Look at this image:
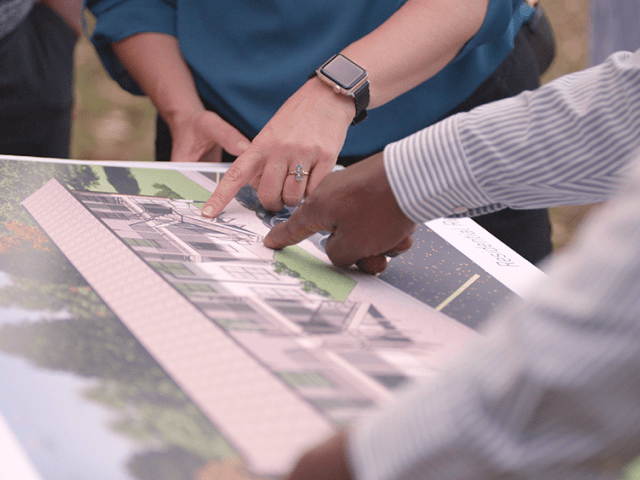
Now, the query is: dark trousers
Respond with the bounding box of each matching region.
[155,29,553,264]
[0,4,76,158]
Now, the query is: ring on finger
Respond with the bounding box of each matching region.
[287,163,310,182]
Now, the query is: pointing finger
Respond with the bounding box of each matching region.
[201,150,261,218]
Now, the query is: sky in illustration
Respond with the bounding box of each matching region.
[0,347,139,480]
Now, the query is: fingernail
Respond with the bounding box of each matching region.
[201,206,214,217]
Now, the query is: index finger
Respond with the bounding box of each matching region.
[201,150,261,218]
[264,205,328,250]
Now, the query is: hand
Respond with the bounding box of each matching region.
[169,109,251,162]
[263,152,416,274]
[201,77,354,215]
[112,32,249,162]
[285,430,353,480]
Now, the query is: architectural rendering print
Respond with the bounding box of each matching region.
[1,157,536,478]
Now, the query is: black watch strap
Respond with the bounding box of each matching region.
[350,81,369,125]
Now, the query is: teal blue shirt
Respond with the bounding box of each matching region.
[88,0,533,156]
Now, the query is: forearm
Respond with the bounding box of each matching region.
[113,32,205,130]
[340,0,489,108]
[297,0,492,153]
[350,158,640,479]
[385,49,640,223]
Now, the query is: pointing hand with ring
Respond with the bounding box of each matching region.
[201,73,356,218]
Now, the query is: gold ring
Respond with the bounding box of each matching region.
[288,163,310,182]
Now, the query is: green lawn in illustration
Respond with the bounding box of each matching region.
[627,460,640,480]
[274,246,356,302]
[129,168,212,202]
[81,165,211,203]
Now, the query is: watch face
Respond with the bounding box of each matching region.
[321,55,367,90]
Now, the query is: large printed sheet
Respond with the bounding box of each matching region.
[0,156,542,479]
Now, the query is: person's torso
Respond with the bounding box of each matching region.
[177,0,529,156]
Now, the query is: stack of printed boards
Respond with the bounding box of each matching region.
[0,155,544,480]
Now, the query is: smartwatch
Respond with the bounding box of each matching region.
[310,54,370,125]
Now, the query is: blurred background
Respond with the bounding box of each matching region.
[71,0,594,251]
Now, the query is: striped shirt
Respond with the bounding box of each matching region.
[350,50,640,480]
[384,50,640,224]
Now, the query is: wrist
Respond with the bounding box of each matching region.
[305,76,358,126]
[163,104,207,134]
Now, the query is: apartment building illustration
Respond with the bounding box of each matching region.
[25,180,419,432]
[13,163,478,474]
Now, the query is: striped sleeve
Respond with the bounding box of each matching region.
[384,49,640,224]
[350,152,640,480]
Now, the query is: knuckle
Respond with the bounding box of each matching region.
[206,191,226,208]
[223,164,245,183]
[310,144,335,163]
[283,194,302,207]
[259,192,283,211]
[404,235,415,250]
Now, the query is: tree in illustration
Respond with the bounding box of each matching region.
[0,159,236,478]
[153,183,184,200]
[127,447,205,480]
[0,160,100,226]
[0,316,236,479]
[104,166,141,195]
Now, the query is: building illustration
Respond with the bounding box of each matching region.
[35,185,427,417]
[19,175,477,475]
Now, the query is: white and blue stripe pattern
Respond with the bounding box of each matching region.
[385,50,640,224]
